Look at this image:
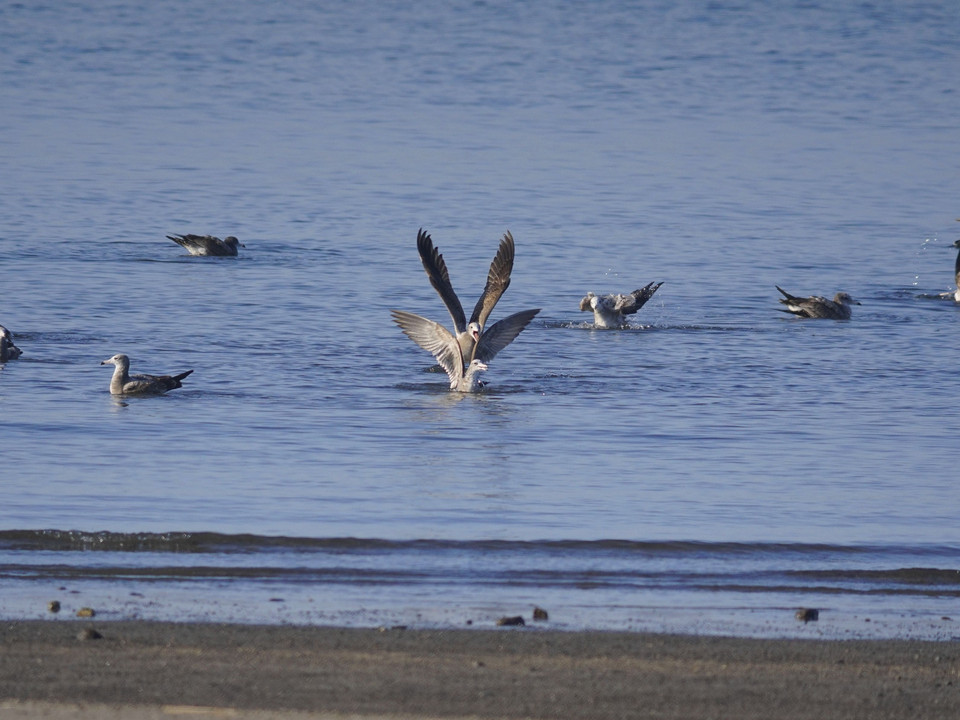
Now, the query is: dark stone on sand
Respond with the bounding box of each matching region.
[796,608,819,623]
[77,628,103,641]
[533,607,549,621]
[47,601,61,613]
[497,616,525,627]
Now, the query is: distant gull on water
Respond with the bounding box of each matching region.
[416,228,515,366]
[100,354,193,395]
[391,308,539,392]
[579,282,663,328]
[167,233,244,257]
[0,325,22,362]
[776,286,860,319]
[938,238,960,301]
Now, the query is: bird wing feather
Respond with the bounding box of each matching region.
[469,231,515,328]
[391,310,464,386]
[621,281,663,314]
[416,229,467,335]
[473,308,540,364]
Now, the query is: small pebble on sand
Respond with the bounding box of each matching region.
[77,628,103,641]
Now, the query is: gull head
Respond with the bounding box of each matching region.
[834,292,860,306]
[468,321,482,342]
[224,236,245,250]
[100,353,129,369]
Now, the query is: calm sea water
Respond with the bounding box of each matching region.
[1,0,959,639]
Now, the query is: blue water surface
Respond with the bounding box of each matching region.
[1,0,958,637]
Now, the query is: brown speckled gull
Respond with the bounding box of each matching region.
[100,353,193,395]
[167,233,244,257]
[776,286,860,319]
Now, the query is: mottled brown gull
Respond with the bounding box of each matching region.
[391,308,539,392]
[579,282,663,328]
[167,233,244,257]
[0,325,22,362]
[416,228,514,365]
[100,354,193,395]
[776,286,860,319]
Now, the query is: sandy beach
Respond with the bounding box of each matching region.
[1,621,958,719]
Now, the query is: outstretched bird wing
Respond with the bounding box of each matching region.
[416,229,468,335]
[473,308,540,364]
[391,310,464,387]
[469,230,515,329]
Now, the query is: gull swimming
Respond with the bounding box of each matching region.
[100,354,193,395]
[167,234,244,257]
[776,286,860,319]
[579,282,664,328]
[416,228,514,365]
[939,239,960,301]
[0,325,22,362]
[391,308,539,392]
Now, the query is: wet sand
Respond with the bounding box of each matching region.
[1,620,958,719]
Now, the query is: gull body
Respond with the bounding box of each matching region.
[0,325,22,362]
[100,353,193,395]
[953,239,960,302]
[416,228,514,365]
[391,308,539,392]
[167,234,244,257]
[940,239,960,301]
[579,282,663,328]
[776,286,860,319]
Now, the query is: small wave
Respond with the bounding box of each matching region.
[791,567,960,586]
[2,530,957,559]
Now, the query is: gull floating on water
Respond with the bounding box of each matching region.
[776,286,860,319]
[0,325,22,362]
[167,234,244,257]
[416,228,514,365]
[938,239,960,301]
[391,308,539,392]
[100,354,193,395]
[579,282,663,328]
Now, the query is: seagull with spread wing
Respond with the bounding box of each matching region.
[416,228,515,366]
[579,282,663,328]
[391,308,539,392]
